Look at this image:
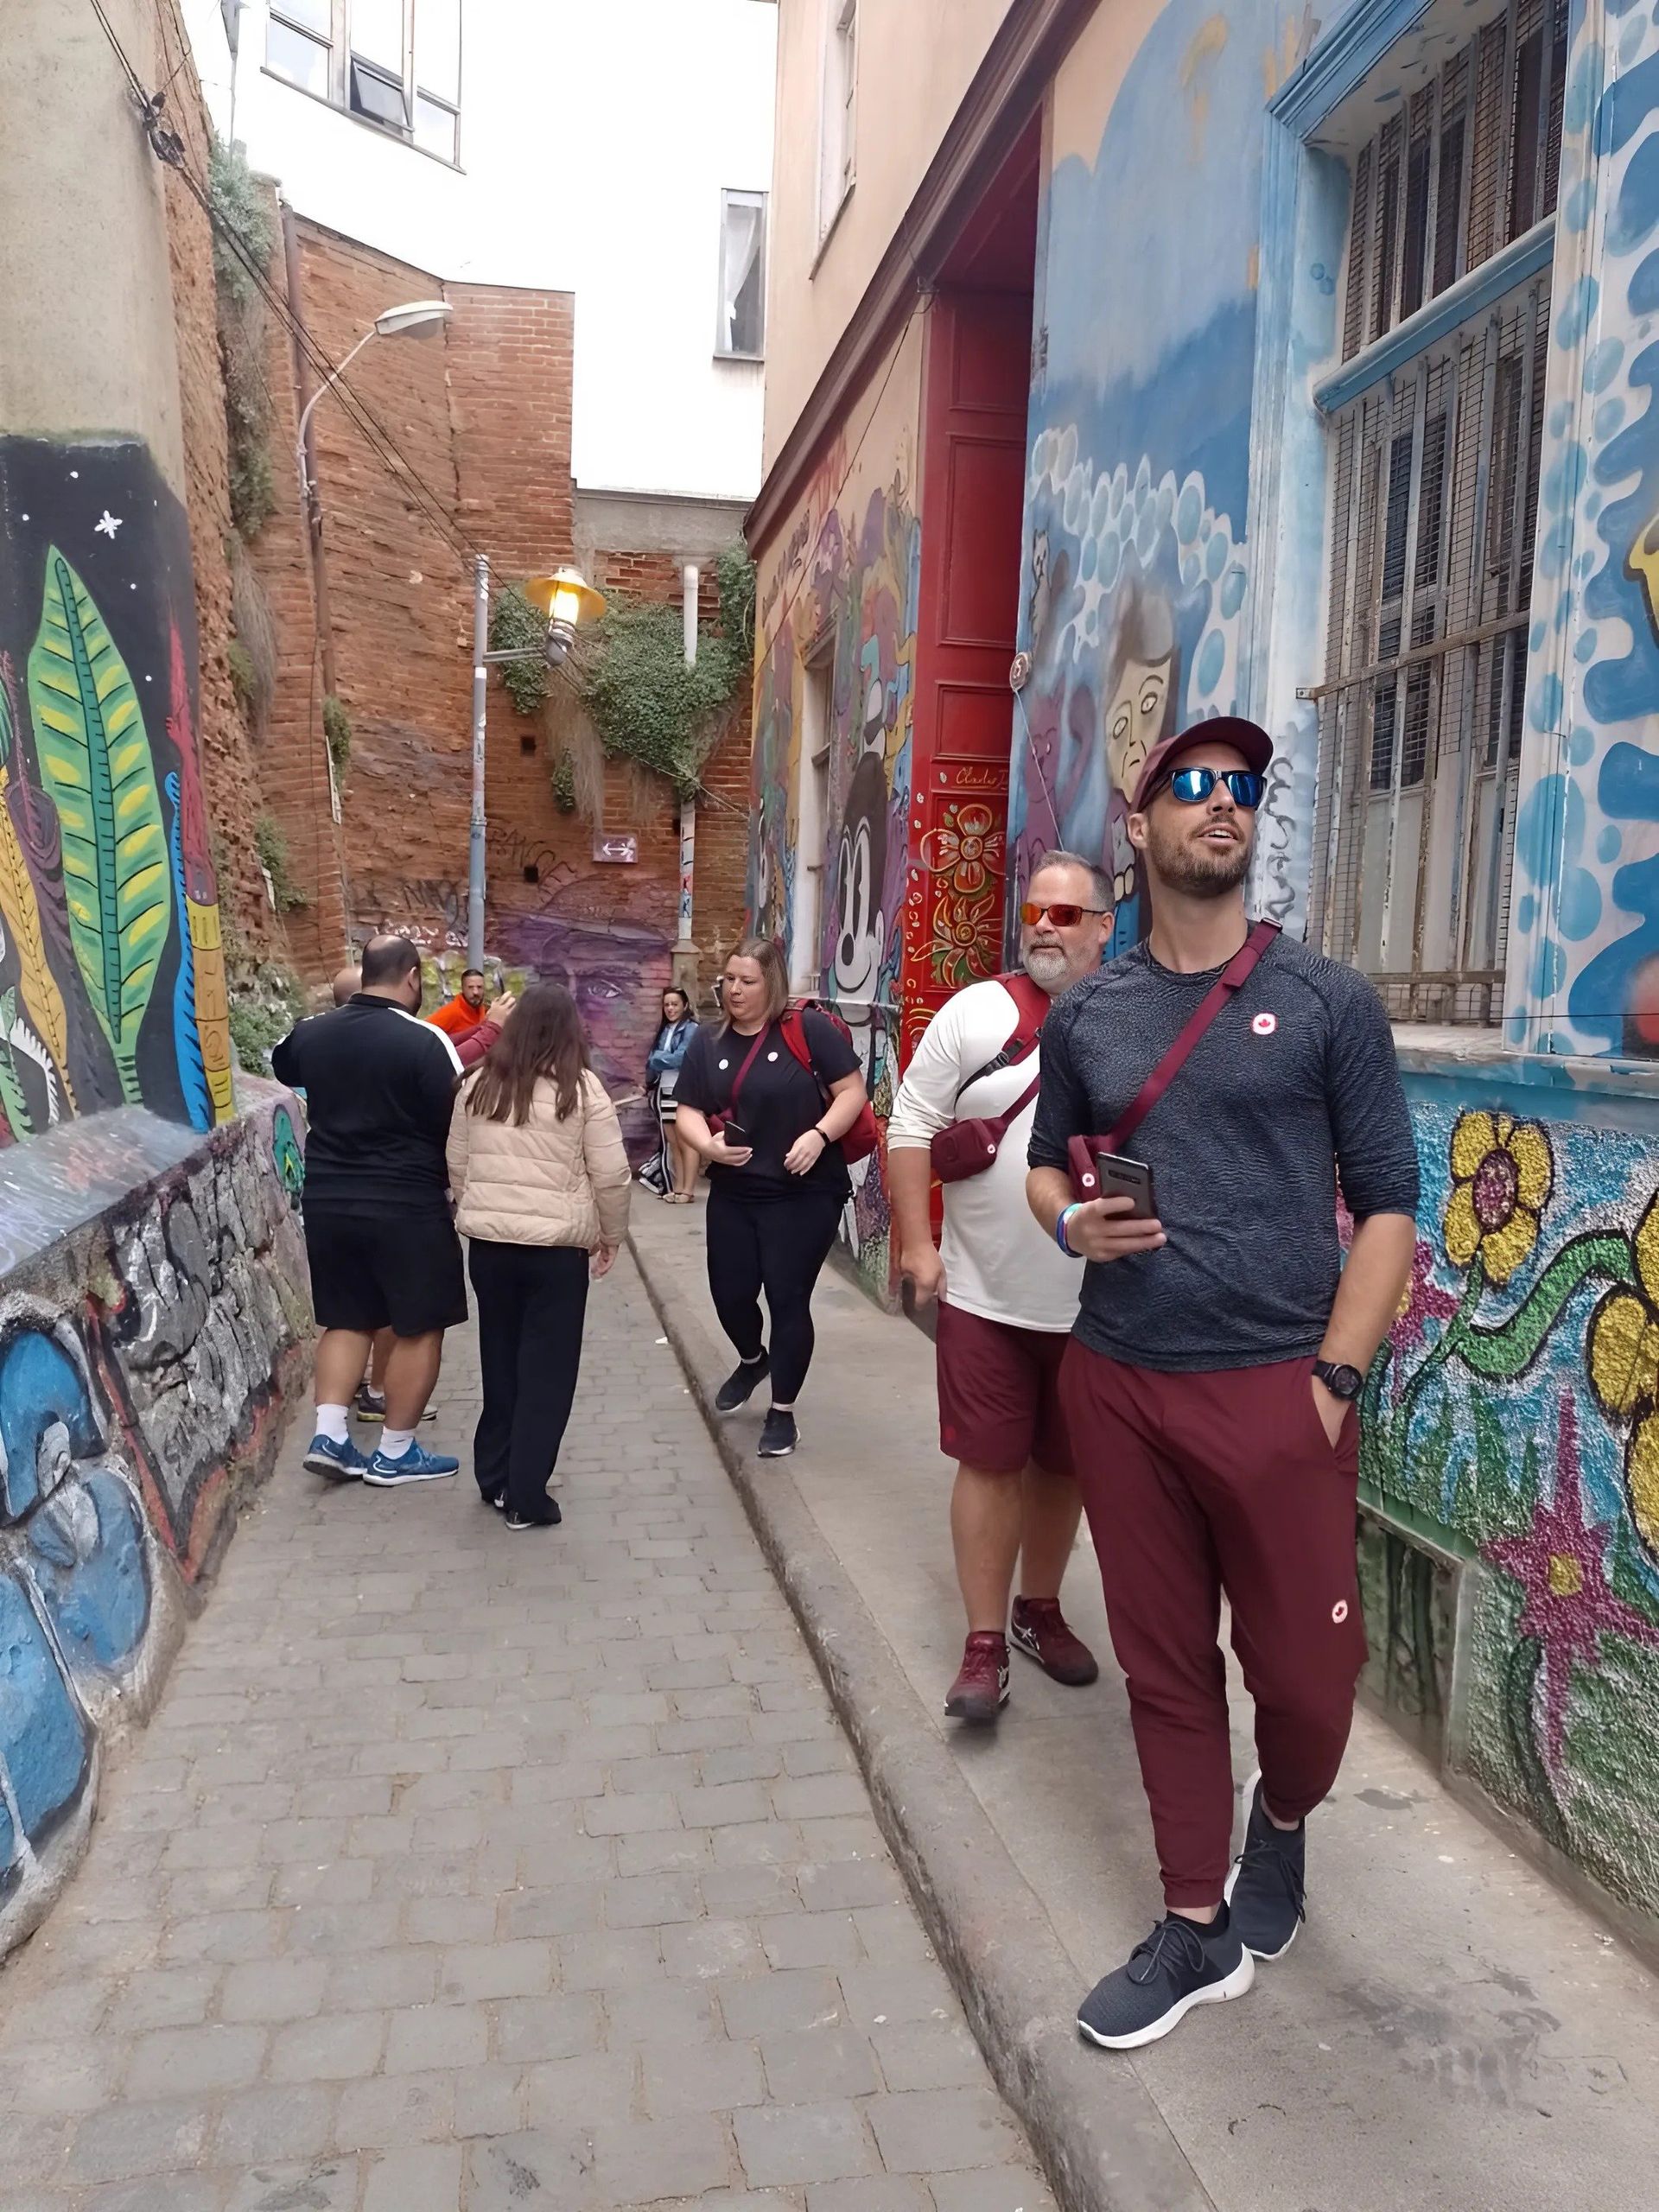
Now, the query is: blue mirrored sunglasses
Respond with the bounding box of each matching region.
[1165,766,1264,809]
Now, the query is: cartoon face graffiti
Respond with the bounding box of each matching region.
[833,747,889,1006]
[0,1310,156,1891]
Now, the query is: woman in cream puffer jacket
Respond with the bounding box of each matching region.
[447,982,632,1529]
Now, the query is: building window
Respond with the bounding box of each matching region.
[791,661,832,992]
[1340,0,1567,359]
[817,0,856,245]
[266,0,462,162]
[717,190,767,359]
[1306,0,1565,1025]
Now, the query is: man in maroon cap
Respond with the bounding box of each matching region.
[1024,717,1419,2050]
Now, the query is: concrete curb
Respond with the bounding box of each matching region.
[629,1230,1214,2212]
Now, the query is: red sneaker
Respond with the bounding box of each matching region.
[1010,1597,1099,1687]
[944,1631,1010,1725]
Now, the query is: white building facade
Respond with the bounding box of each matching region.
[185,0,775,504]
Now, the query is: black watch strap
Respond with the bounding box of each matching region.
[1313,1357,1363,1401]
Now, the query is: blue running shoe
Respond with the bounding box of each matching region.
[303,1433,371,1482]
[362,1441,461,1487]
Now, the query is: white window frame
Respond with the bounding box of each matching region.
[791,658,833,993]
[716,189,768,361]
[265,0,462,165]
[816,0,857,251]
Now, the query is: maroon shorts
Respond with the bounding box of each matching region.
[935,1300,1074,1475]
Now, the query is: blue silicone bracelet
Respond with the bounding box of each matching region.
[1056,1204,1083,1256]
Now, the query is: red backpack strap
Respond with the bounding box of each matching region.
[956,974,1051,1102]
[779,1009,820,1086]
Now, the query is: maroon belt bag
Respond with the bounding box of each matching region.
[929,973,1051,1185]
[1066,921,1280,1200]
[931,1072,1042,1184]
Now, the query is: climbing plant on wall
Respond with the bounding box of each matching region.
[574,543,755,798]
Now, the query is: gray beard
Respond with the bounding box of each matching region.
[1022,945,1072,990]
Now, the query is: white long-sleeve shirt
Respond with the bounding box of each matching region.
[887,976,1080,1333]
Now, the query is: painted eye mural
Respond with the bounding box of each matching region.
[0,438,234,1144]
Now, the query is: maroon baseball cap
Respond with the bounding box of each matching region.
[1129,715,1274,813]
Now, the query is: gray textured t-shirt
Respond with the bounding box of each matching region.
[1028,931,1421,1372]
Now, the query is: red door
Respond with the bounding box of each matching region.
[901,288,1034,1069]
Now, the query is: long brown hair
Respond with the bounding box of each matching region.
[722,937,788,1030]
[467,981,589,1124]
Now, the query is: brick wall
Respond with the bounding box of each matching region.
[238,213,750,1008]
[151,0,287,962]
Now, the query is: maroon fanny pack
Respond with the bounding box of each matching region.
[929,974,1050,1185]
[1067,921,1279,1199]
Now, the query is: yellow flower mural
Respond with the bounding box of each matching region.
[1443,1109,1554,1285]
[1586,1193,1659,1554]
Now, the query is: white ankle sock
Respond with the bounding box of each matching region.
[379,1428,415,1459]
[315,1403,350,1444]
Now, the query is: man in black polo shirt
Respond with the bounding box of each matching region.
[273,934,467,1488]
[1026,717,1419,2050]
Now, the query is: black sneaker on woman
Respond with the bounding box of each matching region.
[505,1500,562,1532]
[715,1352,769,1413]
[757,1408,798,1458]
[1077,1910,1253,2050]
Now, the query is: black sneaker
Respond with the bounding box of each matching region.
[1224,1768,1306,1960]
[757,1408,798,1458]
[1077,1911,1254,2050]
[505,1500,562,1531]
[352,1383,385,1423]
[715,1353,769,1413]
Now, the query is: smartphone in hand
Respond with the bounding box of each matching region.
[1092,1151,1157,1219]
[721,1120,752,1148]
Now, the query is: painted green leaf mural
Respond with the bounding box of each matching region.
[27,548,171,1103]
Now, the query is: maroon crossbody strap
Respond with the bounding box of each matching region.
[1067,920,1280,1198]
[709,1027,770,1134]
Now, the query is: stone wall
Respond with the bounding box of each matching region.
[0,1083,310,1957]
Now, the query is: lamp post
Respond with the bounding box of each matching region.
[472,565,607,971]
[294,298,451,522]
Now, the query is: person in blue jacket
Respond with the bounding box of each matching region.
[644,984,700,1202]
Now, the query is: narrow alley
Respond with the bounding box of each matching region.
[0,1259,1055,2212]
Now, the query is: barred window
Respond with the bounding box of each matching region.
[1311,276,1549,1023]
[1340,0,1567,359]
[1308,0,1566,1025]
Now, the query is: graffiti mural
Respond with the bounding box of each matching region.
[1498,8,1659,1055]
[1362,1083,1659,1916]
[1005,0,1287,963]
[747,329,921,1298]
[496,888,674,1166]
[0,440,234,1141]
[0,1088,308,1954]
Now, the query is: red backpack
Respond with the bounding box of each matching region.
[780,1007,879,1164]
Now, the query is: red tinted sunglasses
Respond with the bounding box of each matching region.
[1019,900,1109,927]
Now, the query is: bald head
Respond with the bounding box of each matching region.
[332,965,361,1007]
[359,934,423,1010]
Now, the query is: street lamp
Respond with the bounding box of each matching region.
[521,569,609,666]
[295,298,451,515]
[468,559,607,969]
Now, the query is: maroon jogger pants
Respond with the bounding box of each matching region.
[1059,1342,1368,1908]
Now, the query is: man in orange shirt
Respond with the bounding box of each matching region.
[429,967,491,1041]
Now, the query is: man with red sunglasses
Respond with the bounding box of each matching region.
[890,852,1112,1726]
[1026,718,1418,2050]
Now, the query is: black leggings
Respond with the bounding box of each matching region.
[704,1184,843,1405]
[467,1239,588,1515]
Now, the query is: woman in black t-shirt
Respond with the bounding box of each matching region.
[674,938,867,1459]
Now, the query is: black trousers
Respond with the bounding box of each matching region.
[704,1184,843,1405]
[467,1239,589,1516]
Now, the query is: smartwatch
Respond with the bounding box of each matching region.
[1312,1358,1363,1401]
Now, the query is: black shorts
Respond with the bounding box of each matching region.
[302,1200,468,1338]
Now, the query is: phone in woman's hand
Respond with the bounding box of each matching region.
[721,1121,751,1147]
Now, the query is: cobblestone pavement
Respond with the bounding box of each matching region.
[0,1251,1058,2212]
